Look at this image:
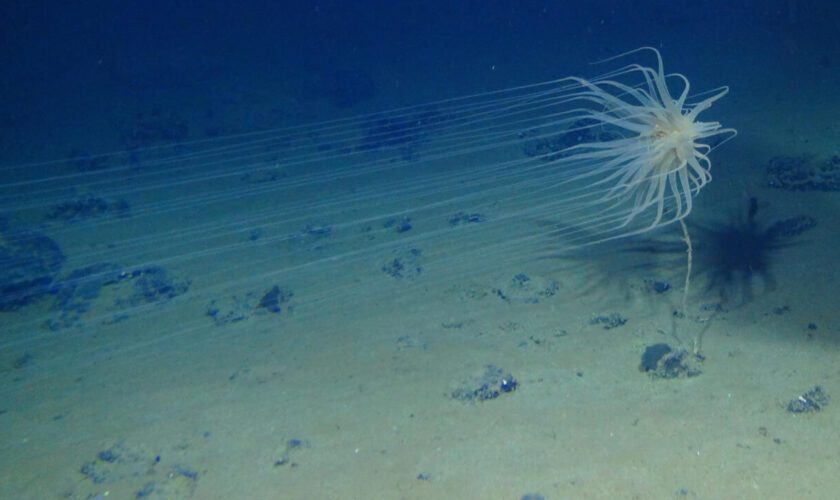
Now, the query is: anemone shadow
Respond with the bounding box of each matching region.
[541,197,816,309]
[538,222,673,306]
[620,197,816,306]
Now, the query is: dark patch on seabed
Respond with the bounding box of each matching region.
[44,195,131,222]
[620,197,817,305]
[493,273,559,304]
[0,217,190,330]
[205,285,294,326]
[382,247,424,280]
[73,440,200,498]
[786,386,829,414]
[765,154,840,191]
[450,365,518,403]
[0,217,65,312]
[639,344,704,379]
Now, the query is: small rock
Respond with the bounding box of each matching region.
[787,386,829,413]
[591,313,627,329]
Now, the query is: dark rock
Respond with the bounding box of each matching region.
[647,349,703,379]
[206,297,251,326]
[590,313,627,329]
[173,465,198,481]
[0,221,65,311]
[773,305,790,315]
[136,482,156,497]
[500,375,518,393]
[382,248,423,280]
[49,263,189,329]
[297,223,332,250]
[383,217,413,233]
[493,273,559,304]
[787,386,829,413]
[80,461,108,484]
[258,285,293,314]
[97,449,120,463]
[451,365,518,403]
[208,286,293,326]
[766,154,840,191]
[302,224,332,240]
[448,212,487,226]
[451,383,500,402]
[396,335,428,350]
[274,437,310,467]
[640,343,672,372]
[286,438,308,450]
[54,263,125,319]
[123,266,190,306]
[78,441,200,495]
[45,195,130,222]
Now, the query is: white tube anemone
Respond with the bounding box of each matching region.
[0,48,734,340]
[535,47,736,247]
[0,47,738,395]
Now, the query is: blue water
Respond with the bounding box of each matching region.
[1,1,838,498]
[2,1,834,160]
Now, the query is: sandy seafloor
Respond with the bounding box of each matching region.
[1,21,839,500]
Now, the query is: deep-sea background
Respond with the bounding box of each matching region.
[2,0,837,164]
[1,1,839,499]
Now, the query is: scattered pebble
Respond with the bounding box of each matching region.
[382,248,423,279]
[644,348,703,379]
[44,195,130,222]
[590,313,627,329]
[451,365,518,403]
[448,212,487,226]
[493,273,559,304]
[787,386,829,414]
[258,285,293,314]
[520,494,546,500]
[384,217,413,233]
